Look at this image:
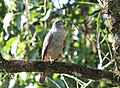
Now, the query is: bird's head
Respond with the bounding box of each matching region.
[52,19,63,29]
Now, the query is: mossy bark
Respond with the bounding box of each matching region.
[107,0,120,74]
[0,53,120,85]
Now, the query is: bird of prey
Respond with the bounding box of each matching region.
[39,19,66,84]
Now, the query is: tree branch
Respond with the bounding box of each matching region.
[0,54,120,85]
[107,0,120,75]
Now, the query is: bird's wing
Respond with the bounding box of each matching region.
[42,30,53,60]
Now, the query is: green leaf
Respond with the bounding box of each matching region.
[17,42,26,55]
[15,14,22,30]
[28,49,39,59]
[3,37,16,52]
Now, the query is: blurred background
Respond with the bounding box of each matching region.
[0,0,114,88]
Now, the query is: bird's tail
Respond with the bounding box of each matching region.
[39,72,46,84]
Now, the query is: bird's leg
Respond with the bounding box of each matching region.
[47,52,53,64]
[49,55,53,64]
[55,53,64,62]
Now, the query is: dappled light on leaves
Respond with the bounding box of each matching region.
[0,0,117,87]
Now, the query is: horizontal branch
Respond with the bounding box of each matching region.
[0,54,119,85]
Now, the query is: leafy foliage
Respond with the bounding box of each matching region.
[0,0,115,87]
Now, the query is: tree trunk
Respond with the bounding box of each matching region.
[107,0,120,74]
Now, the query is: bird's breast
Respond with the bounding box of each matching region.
[52,30,65,43]
[47,30,66,59]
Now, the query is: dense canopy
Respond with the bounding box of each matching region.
[0,0,117,88]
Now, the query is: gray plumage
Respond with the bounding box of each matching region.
[39,19,66,84]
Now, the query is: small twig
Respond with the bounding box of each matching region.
[47,77,61,88]
[100,34,107,44]
[103,59,114,68]
[97,13,103,69]
[61,74,69,88]
[83,80,94,88]
[106,39,113,60]
[61,74,86,86]
[102,52,109,62]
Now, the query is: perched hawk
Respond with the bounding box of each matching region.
[39,19,66,84]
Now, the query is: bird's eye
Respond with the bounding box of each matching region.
[55,20,62,25]
[58,21,62,24]
[56,21,60,24]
